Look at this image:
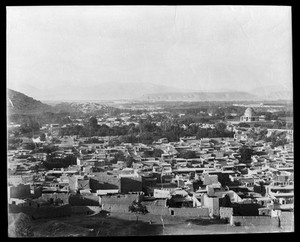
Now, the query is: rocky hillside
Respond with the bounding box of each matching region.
[8,213,34,237]
[7,89,53,114]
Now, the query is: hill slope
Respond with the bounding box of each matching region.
[7,89,52,114]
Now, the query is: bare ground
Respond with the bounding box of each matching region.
[28,211,294,237]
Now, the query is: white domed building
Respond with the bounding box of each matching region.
[240,107,259,122]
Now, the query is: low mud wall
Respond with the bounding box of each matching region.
[71,206,101,215]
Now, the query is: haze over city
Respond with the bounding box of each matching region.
[7,6,292,101]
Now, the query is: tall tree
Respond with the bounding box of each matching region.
[125,156,134,168]
[128,200,148,224]
[215,122,227,132]
[40,133,46,141]
[239,146,254,165]
[89,116,98,129]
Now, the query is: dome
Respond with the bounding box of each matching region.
[244,107,255,117]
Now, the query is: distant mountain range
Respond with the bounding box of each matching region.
[138,91,258,101]
[7,89,116,116]
[8,82,189,101]
[7,81,292,102]
[250,85,293,101]
[7,85,293,118]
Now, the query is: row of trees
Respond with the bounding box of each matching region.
[59,123,134,137]
[246,128,289,148]
[266,132,289,148]
[239,120,291,129]
[9,112,72,136]
[59,117,234,144]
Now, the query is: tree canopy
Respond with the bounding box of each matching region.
[239,146,254,164]
[128,200,148,224]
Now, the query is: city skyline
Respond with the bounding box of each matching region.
[7,6,294,237]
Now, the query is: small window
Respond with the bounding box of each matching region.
[170,210,175,216]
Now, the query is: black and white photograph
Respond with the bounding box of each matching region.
[6,5,294,237]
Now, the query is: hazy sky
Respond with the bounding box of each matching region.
[7,6,292,92]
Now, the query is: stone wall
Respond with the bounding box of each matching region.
[169,207,210,217]
[141,199,167,207]
[230,216,279,227]
[220,207,233,219]
[102,203,130,213]
[100,194,141,206]
[146,205,170,216]
[41,193,70,204]
[102,203,210,218]
[69,194,99,206]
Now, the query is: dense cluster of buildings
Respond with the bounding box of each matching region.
[7,108,294,229]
